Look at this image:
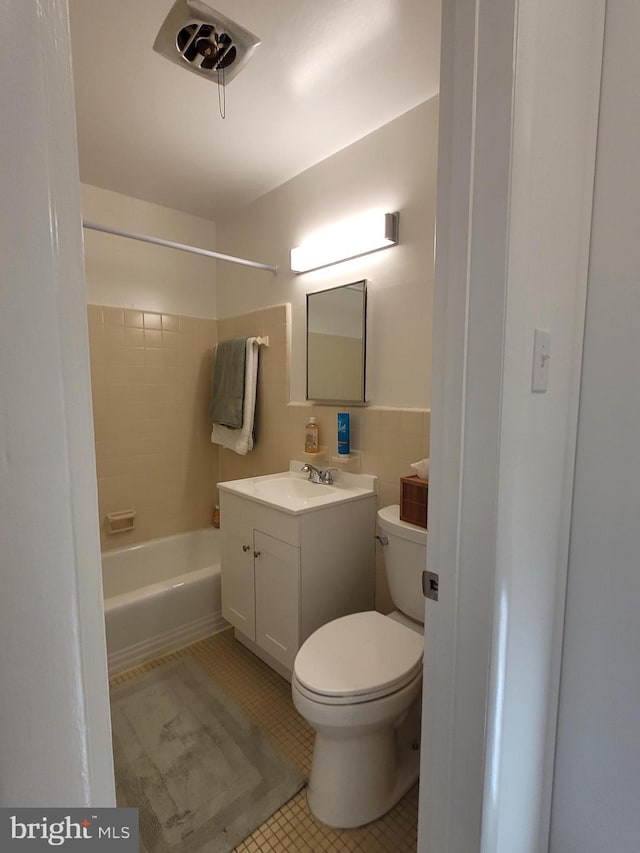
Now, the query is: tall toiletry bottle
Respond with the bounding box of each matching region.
[337,412,350,456]
[305,416,319,453]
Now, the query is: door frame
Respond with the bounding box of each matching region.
[418,1,605,850]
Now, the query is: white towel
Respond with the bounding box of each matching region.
[211,337,259,455]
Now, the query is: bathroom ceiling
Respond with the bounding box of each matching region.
[69,0,441,222]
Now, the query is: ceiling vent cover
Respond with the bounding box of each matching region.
[153,0,261,86]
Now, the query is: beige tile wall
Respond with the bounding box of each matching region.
[87,301,429,608]
[88,305,219,551]
[215,304,430,612]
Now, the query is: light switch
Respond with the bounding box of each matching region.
[532,328,551,392]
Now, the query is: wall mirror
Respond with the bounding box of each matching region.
[306,280,367,403]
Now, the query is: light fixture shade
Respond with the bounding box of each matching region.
[290,211,399,273]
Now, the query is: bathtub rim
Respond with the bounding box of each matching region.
[101,526,220,600]
[101,525,218,561]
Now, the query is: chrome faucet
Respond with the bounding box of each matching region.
[301,464,337,485]
[301,463,323,483]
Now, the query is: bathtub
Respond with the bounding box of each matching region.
[102,528,227,674]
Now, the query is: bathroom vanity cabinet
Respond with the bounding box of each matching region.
[219,484,376,679]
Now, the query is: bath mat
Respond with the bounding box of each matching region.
[110,658,305,853]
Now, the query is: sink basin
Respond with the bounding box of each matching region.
[252,477,334,503]
[218,464,377,514]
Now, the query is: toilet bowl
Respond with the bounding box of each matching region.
[292,506,427,828]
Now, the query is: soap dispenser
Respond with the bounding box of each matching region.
[304,416,319,453]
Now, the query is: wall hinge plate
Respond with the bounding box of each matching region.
[422,570,439,602]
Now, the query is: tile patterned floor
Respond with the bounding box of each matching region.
[110,629,419,852]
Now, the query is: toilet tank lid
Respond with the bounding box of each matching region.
[377,505,427,545]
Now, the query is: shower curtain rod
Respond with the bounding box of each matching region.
[82,220,279,274]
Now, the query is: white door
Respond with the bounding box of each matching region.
[0,0,114,804]
[221,524,256,640]
[549,2,640,849]
[254,531,300,670]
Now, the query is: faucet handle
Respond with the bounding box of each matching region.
[321,468,337,485]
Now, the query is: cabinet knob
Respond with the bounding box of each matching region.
[242,544,251,552]
[254,550,261,559]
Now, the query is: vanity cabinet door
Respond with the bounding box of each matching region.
[254,530,300,670]
[221,524,255,641]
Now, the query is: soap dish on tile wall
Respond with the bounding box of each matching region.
[330,449,362,473]
[301,446,328,464]
[106,509,136,535]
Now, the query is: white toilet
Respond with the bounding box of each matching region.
[291,504,427,828]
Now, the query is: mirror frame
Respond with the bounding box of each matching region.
[306,279,367,404]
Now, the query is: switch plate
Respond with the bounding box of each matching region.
[532,328,551,393]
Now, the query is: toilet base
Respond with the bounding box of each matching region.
[306,692,422,828]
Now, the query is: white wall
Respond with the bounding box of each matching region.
[482,2,604,850]
[550,2,640,849]
[82,183,217,318]
[0,0,114,805]
[419,0,605,850]
[216,99,438,408]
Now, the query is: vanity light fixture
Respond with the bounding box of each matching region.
[290,210,399,273]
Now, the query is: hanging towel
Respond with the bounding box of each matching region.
[210,337,259,455]
[209,337,248,428]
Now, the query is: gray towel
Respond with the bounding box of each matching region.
[209,337,248,429]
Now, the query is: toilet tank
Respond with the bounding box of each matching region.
[377,505,427,624]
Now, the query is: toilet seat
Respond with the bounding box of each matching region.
[293,611,423,705]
